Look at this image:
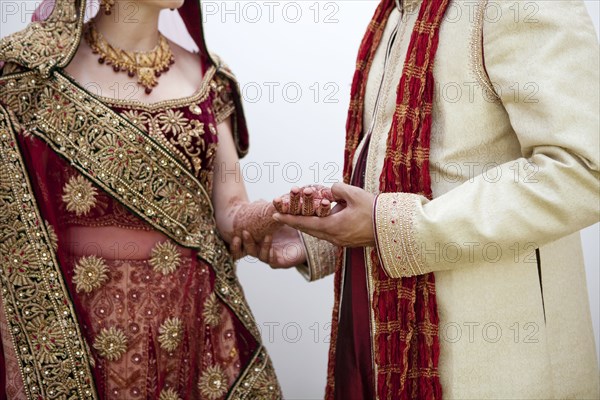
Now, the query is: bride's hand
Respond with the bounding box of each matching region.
[231,224,306,268]
[273,185,334,217]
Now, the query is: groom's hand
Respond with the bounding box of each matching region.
[273,183,376,248]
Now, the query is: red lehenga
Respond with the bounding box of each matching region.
[0,0,281,399]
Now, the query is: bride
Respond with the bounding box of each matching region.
[0,0,301,398]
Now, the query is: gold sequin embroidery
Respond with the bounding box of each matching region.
[202,293,222,328]
[93,327,128,361]
[26,315,66,365]
[149,241,182,275]
[157,317,184,352]
[0,236,39,287]
[62,175,98,216]
[197,365,228,400]
[72,255,110,294]
[45,220,59,251]
[158,387,182,400]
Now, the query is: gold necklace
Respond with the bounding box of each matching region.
[84,21,175,94]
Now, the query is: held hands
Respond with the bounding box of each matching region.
[230,183,377,268]
[230,185,335,267]
[273,182,376,248]
[231,201,305,268]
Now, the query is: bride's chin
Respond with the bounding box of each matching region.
[145,0,185,10]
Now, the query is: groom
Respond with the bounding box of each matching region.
[236,0,600,398]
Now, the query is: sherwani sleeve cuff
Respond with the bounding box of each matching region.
[296,231,337,282]
[374,192,429,278]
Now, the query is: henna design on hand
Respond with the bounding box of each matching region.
[289,187,301,215]
[233,201,282,242]
[273,185,334,217]
[301,188,314,216]
[316,199,331,217]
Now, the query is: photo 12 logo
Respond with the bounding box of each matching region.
[201,1,340,24]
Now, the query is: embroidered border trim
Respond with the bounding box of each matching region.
[228,346,282,399]
[0,105,98,399]
[298,232,337,281]
[469,0,500,101]
[373,192,426,278]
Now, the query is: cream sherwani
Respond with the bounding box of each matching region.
[299,0,600,398]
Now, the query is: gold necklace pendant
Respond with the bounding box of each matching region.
[84,22,175,94]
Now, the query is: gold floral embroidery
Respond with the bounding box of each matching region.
[27,316,66,364]
[149,241,182,275]
[211,74,235,124]
[158,109,188,135]
[158,387,182,400]
[62,175,98,216]
[202,293,222,328]
[95,133,143,179]
[93,327,128,361]
[72,255,110,294]
[157,317,184,352]
[197,365,228,400]
[39,86,78,128]
[121,109,149,129]
[0,236,39,287]
[45,220,59,251]
[158,183,198,222]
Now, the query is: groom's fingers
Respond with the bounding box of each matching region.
[273,213,328,234]
[331,182,354,203]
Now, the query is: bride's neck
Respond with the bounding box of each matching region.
[92,2,162,51]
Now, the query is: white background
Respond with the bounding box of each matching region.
[1,1,599,399]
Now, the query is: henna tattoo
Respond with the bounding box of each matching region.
[273,185,334,217]
[316,199,332,217]
[289,187,301,215]
[302,188,314,215]
[227,196,244,219]
[233,201,281,242]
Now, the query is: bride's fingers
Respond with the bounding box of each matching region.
[259,235,272,262]
[316,199,332,217]
[242,230,259,257]
[301,188,314,216]
[274,197,290,214]
[280,198,290,214]
[273,197,285,213]
[231,236,245,260]
[321,187,335,202]
[289,187,301,215]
